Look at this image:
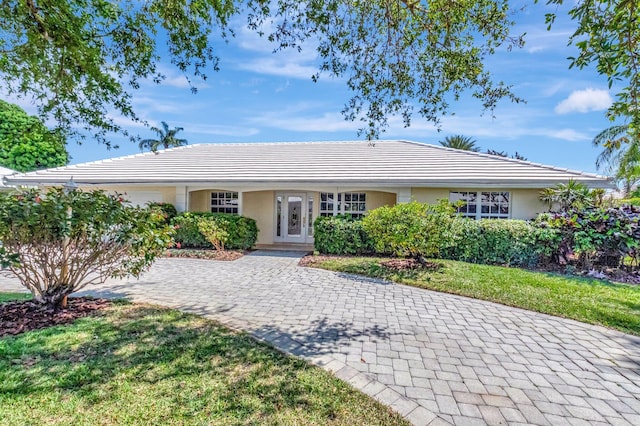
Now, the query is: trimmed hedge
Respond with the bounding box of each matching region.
[442,218,559,267]
[314,203,559,268]
[172,212,258,250]
[313,215,373,255]
[362,201,456,259]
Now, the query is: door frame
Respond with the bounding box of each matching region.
[274,191,314,243]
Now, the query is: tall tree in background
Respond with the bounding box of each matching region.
[0,1,637,142]
[592,125,639,196]
[139,122,188,153]
[439,135,481,152]
[0,100,68,172]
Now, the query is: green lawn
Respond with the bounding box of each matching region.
[307,256,640,336]
[0,292,30,303]
[0,300,407,425]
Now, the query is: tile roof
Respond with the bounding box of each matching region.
[4,140,613,188]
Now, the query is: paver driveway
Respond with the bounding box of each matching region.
[2,251,640,425]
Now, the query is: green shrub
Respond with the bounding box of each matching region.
[172,212,258,250]
[442,218,559,267]
[362,200,456,260]
[0,188,173,308]
[535,207,640,269]
[614,198,640,207]
[313,215,373,255]
[197,217,228,251]
[147,202,178,223]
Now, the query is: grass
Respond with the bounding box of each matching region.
[0,299,407,426]
[0,292,31,303]
[309,256,640,336]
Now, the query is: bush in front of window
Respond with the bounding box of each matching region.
[442,219,560,268]
[313,215,374,255]
[172,212,258,250]
[362,200,457,263]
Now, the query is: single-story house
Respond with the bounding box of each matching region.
[4,140,612,246]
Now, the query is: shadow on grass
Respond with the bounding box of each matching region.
[0,304,405,425]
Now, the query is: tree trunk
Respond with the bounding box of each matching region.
[40,287,71,310]
[415,254,429,267]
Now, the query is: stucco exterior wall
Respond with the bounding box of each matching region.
[243,191,274,245]
[411,187,546,220]
[79,185,177,206]
[410,188,450,205]
[367,191,397,210]
[510,189,547,220]
[189,190,212,212]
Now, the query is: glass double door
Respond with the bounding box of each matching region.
[275,192,313,243]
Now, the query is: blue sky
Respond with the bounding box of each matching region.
[12,3,623,174]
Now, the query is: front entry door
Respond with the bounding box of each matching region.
[276,192,313,243]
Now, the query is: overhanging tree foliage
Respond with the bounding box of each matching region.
[0,100,68,172]
[0,1,637,142]
[0,189,173,309]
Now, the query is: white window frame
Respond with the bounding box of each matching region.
[320,192,367,218]
[211,191,239,214]
[449,191,511,220]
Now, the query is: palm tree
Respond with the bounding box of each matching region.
[539,180,594,212]
[139,121,188,153]
[592,125,640,196]
[439,135,480,152]
[538,187,556,212]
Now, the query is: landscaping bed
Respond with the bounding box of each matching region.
[164,248,245,261]
[301,255,640,336]
[0,297,111,337]
[0,296,407,426]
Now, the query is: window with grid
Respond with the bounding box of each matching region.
[449,191,510,219]
[319,192,366,217]
[340,192,367,218]
[211,191,238,214]
[480,191,510,219]
[449,191,477,219]
[319,192,336,217]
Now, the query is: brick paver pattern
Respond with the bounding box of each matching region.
[1,251,639,425]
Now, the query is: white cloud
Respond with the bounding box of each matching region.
[232,21,320,80]
[250,104,360,132]
[554,88,612,114]
[547,129,590,142]
[379,110,592,142]
[524,29,574,54]
[237,56,318,80]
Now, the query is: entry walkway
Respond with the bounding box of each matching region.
[2,251,639,425]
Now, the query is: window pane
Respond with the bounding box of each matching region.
[211,191,239,215]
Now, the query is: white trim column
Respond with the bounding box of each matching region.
[333,189,339,215]
[237,191,244,215]
[175,185,188,212]
[396,188,412,204]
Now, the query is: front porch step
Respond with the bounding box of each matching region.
[254,243,314,252]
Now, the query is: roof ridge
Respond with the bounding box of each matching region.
[192,140,379,147]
